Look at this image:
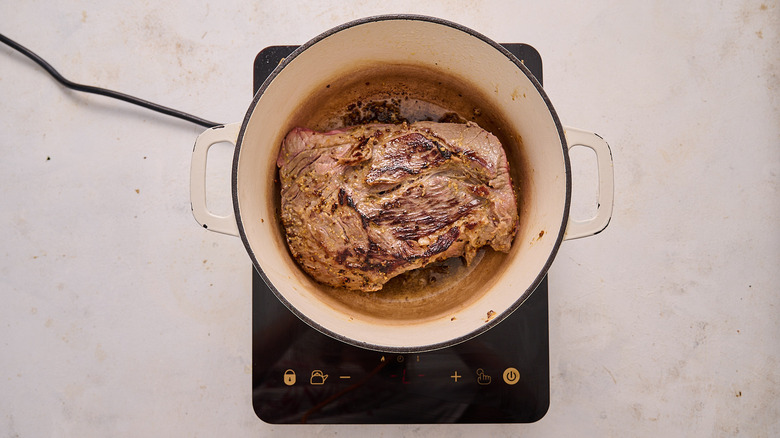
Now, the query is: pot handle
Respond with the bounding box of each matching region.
[562,127,614,240]
[190,123,241,237]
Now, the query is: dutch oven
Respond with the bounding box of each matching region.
[190,15,614,352]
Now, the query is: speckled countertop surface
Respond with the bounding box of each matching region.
[1,1,778,436]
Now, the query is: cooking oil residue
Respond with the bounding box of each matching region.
[380,250,486,301]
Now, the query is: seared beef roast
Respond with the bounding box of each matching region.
[276,122,518,292]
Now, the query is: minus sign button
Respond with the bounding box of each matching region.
[339,375,351,379]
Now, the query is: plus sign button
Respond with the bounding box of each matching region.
[503,367,520,385]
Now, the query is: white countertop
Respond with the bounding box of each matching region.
[1,1,778,436]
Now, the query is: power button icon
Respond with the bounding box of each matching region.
[503,367,520,385]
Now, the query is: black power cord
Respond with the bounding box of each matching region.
[0,33,223,128]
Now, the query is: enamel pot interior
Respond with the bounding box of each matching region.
[234,16,570,352]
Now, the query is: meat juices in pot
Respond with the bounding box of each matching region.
[277,121,518,292]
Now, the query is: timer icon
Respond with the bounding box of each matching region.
[503,367,520,385]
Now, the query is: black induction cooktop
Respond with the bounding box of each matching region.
[251,44,549,424]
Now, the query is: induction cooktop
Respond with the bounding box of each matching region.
[251,44,549,424]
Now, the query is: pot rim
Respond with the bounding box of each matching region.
[232,14,572,353]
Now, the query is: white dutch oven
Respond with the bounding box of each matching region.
[190,15,614,353]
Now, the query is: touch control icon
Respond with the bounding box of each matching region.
[503,367,520,385]
[476,368,492,385]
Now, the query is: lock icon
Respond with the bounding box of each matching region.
[310,370,328,385]
[283,369,296,386]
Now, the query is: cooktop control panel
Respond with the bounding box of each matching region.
[251,44,549,424]
[252,269,549,424]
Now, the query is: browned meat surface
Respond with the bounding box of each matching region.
[276,121,518,292]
